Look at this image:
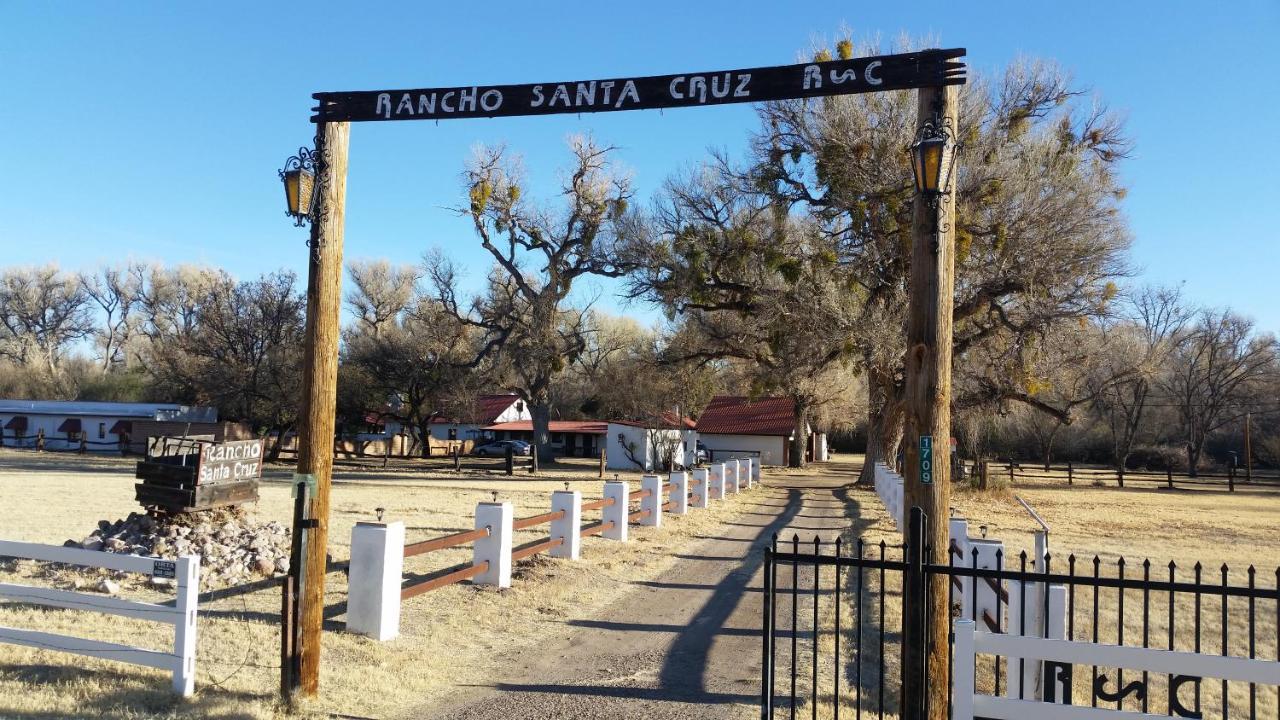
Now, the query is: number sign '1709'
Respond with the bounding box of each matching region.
[312,48,965,123]
[919,435,933,485]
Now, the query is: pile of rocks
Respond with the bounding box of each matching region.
[67,507,291,590]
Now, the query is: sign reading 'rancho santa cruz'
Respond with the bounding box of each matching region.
[313,48,965,123]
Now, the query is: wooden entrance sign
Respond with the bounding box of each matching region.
[135,438,264,513]
[312,48,965,123]
[292,47,968,704]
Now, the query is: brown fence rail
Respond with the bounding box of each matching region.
[401,560,490,600]
[404,526,490,558]
[513,510,565,531]
[994,461,1280,492]
[511,537,564,563]
[580,521,614,538]
[581,497,615,512]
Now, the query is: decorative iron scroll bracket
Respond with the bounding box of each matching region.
[917,94,957,254]
[304,125,332,255]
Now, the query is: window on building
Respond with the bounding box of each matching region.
[552,433,563,443]
[99,422,106,439]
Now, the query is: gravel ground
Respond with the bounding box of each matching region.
[407,467,860,720]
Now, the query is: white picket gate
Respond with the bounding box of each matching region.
[953,618,1280,719]
[0,539,200,695]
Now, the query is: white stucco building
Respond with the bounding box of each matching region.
[695,396,826,467]
[605,416,696,471]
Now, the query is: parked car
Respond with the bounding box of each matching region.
[695,440,709,464]
[472,439,531,457]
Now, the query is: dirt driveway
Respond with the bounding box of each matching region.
[407,461,865,720]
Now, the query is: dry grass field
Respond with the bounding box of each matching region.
[775,463,1280,720]
[2,453,1277,719]
[0,450,758,719]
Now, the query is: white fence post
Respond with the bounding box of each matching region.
[668,471,689,515]
[726,460,741,494]
[742,458,754,488]
[550,490,582,559]
[473,502,513,587]
[953,619,976,720]
[753,458,762,482]
[346,521,405,641]
[949,517,971,619]
[173,555,199,695]
[640,474,662,527]
[690,468,709,509]
[709,463,726,500]
[602,480,628,540]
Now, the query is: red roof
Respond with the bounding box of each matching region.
[611,411,696,430]
[695,396,795,437]
[483,420,607,435]
[432,394,524,424]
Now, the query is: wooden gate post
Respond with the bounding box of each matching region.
[900,82,958,720]
[294,119,350,698]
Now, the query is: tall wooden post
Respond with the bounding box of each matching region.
[295,120,350,697]
[1244,412,1253,483]
[900,83,957,720]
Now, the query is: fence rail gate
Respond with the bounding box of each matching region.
[761,507,1280,720]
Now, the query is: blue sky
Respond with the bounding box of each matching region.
[1,2,1277,332]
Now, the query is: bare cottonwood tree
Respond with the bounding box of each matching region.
[0,265,93,378]
[346,259,420,338]
[81,262,145,371]
[750,39,1132,481]
[429,137,636,462]
[1161,309,1277,475]
[1088,284,1194,471]
[142,270,305,454]
[628,166,860,466]
[340,285,479,458]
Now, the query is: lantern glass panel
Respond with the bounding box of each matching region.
[282,169,315,217]
[920,139,944,193]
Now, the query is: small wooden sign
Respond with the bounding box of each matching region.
[197,439,265,485]
[312,48,965,123]
[919,435,933,485]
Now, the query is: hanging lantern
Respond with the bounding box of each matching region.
[910,118,956,196]
[279,147,319,226]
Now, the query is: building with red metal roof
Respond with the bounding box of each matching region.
[695,396,825,466]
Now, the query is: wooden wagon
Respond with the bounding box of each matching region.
[135,437,263,513]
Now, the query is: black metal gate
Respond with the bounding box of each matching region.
[761,508,1280,720]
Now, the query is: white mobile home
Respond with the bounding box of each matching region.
[0,399,218,452]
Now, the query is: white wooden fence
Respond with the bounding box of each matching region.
[0,539,200,696]
[349,461,762,640]
[953,617,1280,719]
[874,462,905,529]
